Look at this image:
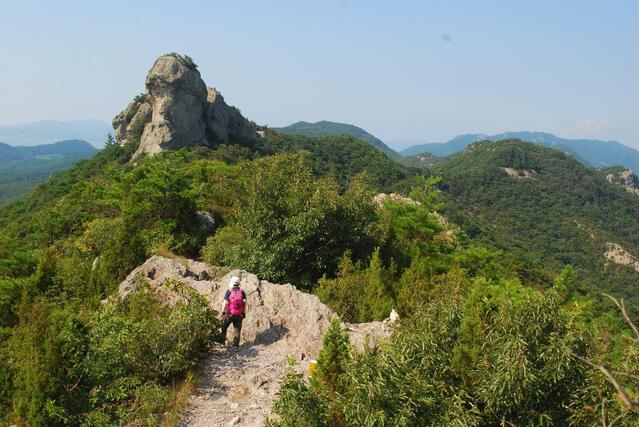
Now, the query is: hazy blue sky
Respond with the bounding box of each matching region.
[1,0,637,149]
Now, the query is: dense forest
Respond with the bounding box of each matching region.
[274,120,400,159]
[0,130,638,425]
[433,140,639,308]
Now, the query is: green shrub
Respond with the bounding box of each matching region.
[168,52,198,70]
[267,363,326,427]
[277,275,598,426]
[9,301,87,426]
[315,250,395,322]
[6,281,217,424]
[203,153,378,287]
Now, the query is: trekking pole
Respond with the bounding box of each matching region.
[246,287,261,298]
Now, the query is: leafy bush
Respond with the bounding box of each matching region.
[168,52,198,70]
[7,282,217,425]
[274,275,601,426]
[203,152,378,287]
[315,250,395,322]
[133,93,148,104]
[267,364,326,427]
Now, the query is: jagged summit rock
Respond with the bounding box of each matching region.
[113,53,257,158]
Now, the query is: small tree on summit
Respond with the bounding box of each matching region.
[167,52,198,70]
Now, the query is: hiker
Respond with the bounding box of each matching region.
[221,276,247,347]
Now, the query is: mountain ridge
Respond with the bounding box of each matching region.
[0,139,97,205]
[401,131,639,172]
[434,138,639,305]
[1,54,637,426]
[0,119,110,147]
[0,139,96,163]
[274,120,400,159]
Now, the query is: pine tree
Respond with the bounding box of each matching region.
[312,318,350,424]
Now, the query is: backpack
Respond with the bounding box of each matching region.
[227,288,245,316]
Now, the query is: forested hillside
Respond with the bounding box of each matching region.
[274,120,400,159]
[0,120,424,424]
[402,131,639,173]
[1,132,637,425]
[434,139,639,307]
[1,54,637,426]
[0,140,97,205]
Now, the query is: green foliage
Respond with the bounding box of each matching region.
[436,139,639,306]
[133,93,148,104]
[204,152,379,287]
[87,281,217,387]
[270,320,351,427]
[275,120,400,159]
[316,250,395,322]
[316,180,458,322]
[0,144,240,423]
[9,300,85,426]
[277,273,600,426]
[7,282,216,425]
[313,318,351,399]
[1,113,638,425]
[260,131,413,191]
[267,363,327,427]
[168,52,198,70]
[378,177,449,269]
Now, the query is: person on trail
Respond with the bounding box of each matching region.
[221,276,247,348]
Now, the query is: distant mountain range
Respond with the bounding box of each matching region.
[275,123,639,174]
[274,121,400,159]
[0,140,97,205]
[400,132,639,173]
[0,119,112,147]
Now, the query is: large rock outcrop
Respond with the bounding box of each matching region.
[606,169,639,196]
[118,256,396,355]
[117,256,397,426]
[113,54,257,158]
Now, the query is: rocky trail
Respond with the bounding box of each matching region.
[180,340,309,427]
[118,256,396,427]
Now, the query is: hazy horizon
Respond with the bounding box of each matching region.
[1,118,635,152]
[1,1,637,148]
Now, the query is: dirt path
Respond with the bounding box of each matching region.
[117,257,393,426]
[180,339,309,427]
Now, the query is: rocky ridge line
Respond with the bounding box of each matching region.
[118,256,397,426]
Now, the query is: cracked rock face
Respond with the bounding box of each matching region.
[138,55,209,156]
[112,54,256,159]
[117,255,396,355]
